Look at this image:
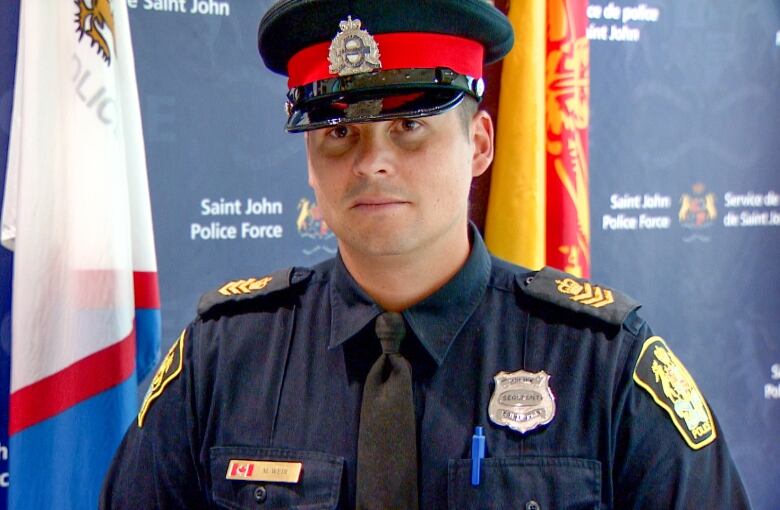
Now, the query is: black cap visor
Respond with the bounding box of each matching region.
[286,68,482,132]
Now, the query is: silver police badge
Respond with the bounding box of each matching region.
[328,16,381,76]
[488,369,556,434]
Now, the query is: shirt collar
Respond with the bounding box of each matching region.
[327,223,492,365]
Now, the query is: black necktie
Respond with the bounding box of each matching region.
[356,312,419,510]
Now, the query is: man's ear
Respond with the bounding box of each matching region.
[471,110,494,177]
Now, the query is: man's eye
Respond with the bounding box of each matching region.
[400,119,421,131]
[328,126,350,138]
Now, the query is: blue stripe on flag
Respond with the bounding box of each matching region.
[135,308,161,382]
[9,376,136,510]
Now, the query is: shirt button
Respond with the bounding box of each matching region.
[253,485,267,503]
[525,501,541,510]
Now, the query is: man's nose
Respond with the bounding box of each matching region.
[352,130,395,178]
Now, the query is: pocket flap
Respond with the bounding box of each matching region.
[448,456,601,509]
[210,446,343,510]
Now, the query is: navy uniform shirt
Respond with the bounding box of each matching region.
[100,230,751,509]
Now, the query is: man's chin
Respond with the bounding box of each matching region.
[338,231,418,259]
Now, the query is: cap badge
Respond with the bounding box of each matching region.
[488,369,556,434]
[328,16,381,77]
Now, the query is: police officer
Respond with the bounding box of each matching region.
[101,1,752,508]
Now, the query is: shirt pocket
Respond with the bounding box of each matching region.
[210,446,344,510]
[448,456,601,510]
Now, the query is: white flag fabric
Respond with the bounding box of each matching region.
[0,1,160,507]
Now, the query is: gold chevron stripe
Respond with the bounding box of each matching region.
[218,276,274,297]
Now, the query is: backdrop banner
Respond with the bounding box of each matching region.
[0,1,778,508]
[587,2,779,507]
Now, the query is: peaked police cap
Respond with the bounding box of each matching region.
[258,0,514,132]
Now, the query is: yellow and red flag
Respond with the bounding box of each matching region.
[485,0,590,278]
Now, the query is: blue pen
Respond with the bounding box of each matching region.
[471,426,485,486]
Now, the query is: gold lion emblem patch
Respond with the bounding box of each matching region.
[138,330,185,427]
[633,336,716,449]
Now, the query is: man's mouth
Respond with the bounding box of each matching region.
[350,195,410,209]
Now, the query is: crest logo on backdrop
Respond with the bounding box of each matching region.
[679,183,717,242]
[296,198,336,255]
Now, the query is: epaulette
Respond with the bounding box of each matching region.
[197,267,313,316]
[518,266,641,330]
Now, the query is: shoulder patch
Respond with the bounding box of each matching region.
[633,336,717,450]
[519,266,640,326]
[138,330,185,428]
[197,267,312,316]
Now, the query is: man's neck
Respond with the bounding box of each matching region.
[338,224,472,312]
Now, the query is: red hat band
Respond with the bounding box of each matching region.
[287,32,485,88]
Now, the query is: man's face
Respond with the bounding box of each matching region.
[305,105,493,261]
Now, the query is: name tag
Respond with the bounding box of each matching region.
[226,459,302,483]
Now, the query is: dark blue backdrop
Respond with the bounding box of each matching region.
[588,2,780,505]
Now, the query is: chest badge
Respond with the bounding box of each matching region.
[488,369,556,434]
